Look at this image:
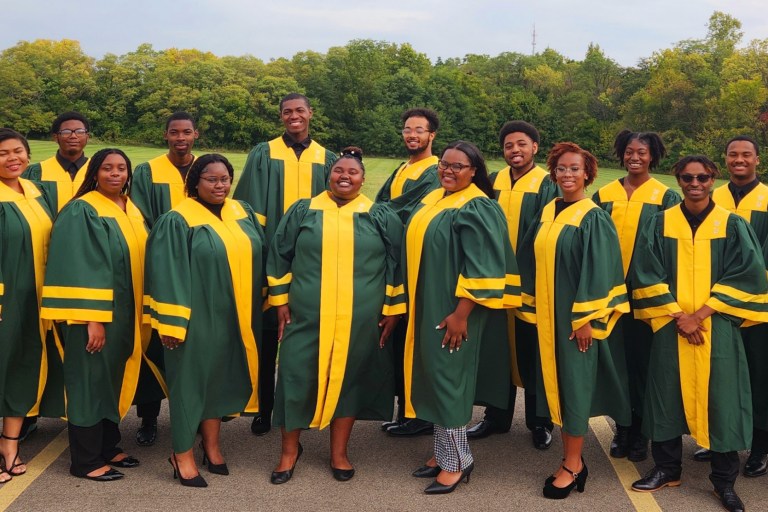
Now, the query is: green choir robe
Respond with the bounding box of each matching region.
[631,204,768,451]
[41,192,149,427]
[593,178,681,416]
[713,182,768,431]
[22,156,89,213]
[374,155,440,223]
[131,154,195,228]
[489,165,559,389]
[518,198,630,436]
[403,185,521,428]
[0,179,59,418]
[268,192,405,431]
[145,198,264,452]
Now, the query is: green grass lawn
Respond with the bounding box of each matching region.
[27,140,711,196]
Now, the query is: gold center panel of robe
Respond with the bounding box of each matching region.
[39,157,89,213]
[174,198,261,413]
[390,156,439,199]
[0,179,54,415]
[402,185,486,419]
[269,139,327,215]
[146,154,194,210]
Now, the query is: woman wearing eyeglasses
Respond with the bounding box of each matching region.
[267,147,405,484]
[404,140,520,494]
[629,156,768,512]
[592,131,681,462]
[144,154,265,488]
[517,142,630,499]
[41,148,146,482]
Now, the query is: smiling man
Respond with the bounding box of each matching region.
[233,92,336,436]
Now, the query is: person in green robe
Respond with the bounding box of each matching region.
[375,108,440,438]
[145,154,264,488]
[268,147,404,485]
[233,92,336,437]
[629,155,768,512]
[41,149,147,482]
[518,142,630,500]
[403,140,520,495]
[129,111,199,448]
[592,130,681,462]
[708,135,768,477]
[0,129,55,484]
[468,120,558,450]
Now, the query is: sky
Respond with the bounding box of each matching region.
[3,0,766,67]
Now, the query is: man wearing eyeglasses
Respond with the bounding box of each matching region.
[22,111,91,214]
[127,111,199,447]
[467,121,558,449]
[701,136,768,479]
[233,92,336,436]
[375,108,441,437]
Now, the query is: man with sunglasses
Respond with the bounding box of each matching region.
[700,136,768,479]
[376,108,441,437]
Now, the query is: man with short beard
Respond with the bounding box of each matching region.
[376,108,441,437]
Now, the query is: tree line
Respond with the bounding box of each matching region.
[1,11,765,170]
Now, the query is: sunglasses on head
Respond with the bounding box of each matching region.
[679,174,712,184]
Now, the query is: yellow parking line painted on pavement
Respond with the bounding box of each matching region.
[589,416,662,512]
[0,428,69,511]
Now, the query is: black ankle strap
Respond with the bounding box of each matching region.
[1,434,20,441]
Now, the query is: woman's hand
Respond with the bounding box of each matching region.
[378,315,400,348]
[277,304,291,342]
[569,322,593,352]
[675,312,707,346]
[161,335,182,350]
[86,321,106,353]
[437,298,475,353]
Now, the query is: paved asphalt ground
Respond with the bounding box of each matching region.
[1,392,764,512]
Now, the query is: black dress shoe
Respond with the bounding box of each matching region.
[380,420,400,432]
[744,451,768,477]
[331,466,355,482]
[713,487,745,512]
[424,463,474,495]
[109,455,140,468]
[532,426,553,450]
[251,414,271,436]
[83,468,124,482]
[136,419,157,447]
[387,418,433,437]
[610,425,630,458]
[693,447,712,462]
[412,465,441,478]
[628,434,649,462]
[631,467,681,492]
[466,420,509,440]
[270,444,303,485]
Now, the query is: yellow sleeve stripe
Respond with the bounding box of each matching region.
[43,285,113,301]
[40,307,112,323]
[506,274,521,287]
[268,293,289,306]
[148,299,191,320]
[149,318,187,341]
[711,283,768,305]
[382,303,407,316]
[267,273,293,287]
[649,316,674,333]
[515,310,536,323]
[706,297,768,324]
[522,293,535,307]
[572,285,627,313]
[633,303,683,320]
[386,284,405,297]
[457,275,505,290]
[255,212,267,227]
[633,283,673,300]
[503,293,522,308]
[0,283,4,295]
[572,301,630,332]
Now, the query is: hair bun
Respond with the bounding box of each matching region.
[340,146,364,161]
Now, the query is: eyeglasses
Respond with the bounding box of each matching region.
[402,128,431,136]
[678,174,712,184]
[57,129,88,137]
[200,176,232,185]
[555,166,583,175]
[437,160,473,172]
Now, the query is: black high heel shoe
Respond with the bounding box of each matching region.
[168,454,208,488]
[424,463,474,495]
[270,443,303,485]
[1,434,26,476]
[543,460,588,499]
[330,464,355,482]
[200,442,229,475]
[412,464,441,478]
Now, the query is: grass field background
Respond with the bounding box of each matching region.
[27,140,716,197]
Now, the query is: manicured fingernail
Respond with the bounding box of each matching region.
[457,347,460,351]
[435,325,440,329]
[450,349,453,354]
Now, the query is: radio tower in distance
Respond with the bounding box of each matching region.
[532,24,537,55]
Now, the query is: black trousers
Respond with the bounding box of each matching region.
[68,420,123,477]
[752,427,768,454]
[484,382,553,432]
[652,437,739,491]
[258,328,279,418]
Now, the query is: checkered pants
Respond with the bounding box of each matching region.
[434,425,473,472]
